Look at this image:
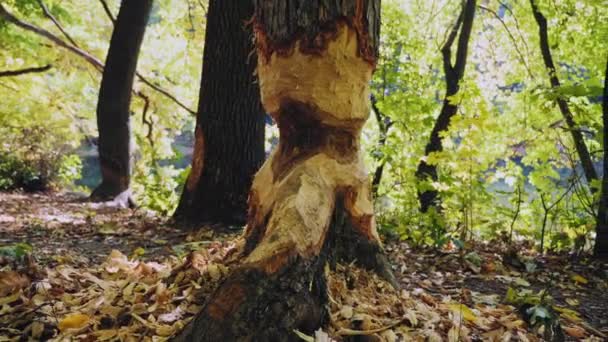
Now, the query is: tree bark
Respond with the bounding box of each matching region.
[90,0,153,207]
[415,0,476,213]
[173,0,265,227]
[179,1,395,340]
[594,56,608,259]
[530,0,598,186]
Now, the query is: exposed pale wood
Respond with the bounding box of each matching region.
[243,27,380,275]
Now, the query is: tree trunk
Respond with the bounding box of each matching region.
[594,56,608,259]
[416,0,476,213]
[371,94,393,197]
[530,0,598,186]
[90,0,153,207]
[173,0,265,227]
[178,1,395,340]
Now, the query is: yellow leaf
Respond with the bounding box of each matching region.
[448,303,476,322]
[554,306,582,322]
[58,313,90,331]
[565,298,579,306]
[0,291,21,306]
[570,274,588,284]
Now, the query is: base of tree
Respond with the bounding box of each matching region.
[175,199,396,342]
[89,185,135,209]
[172,205,246,230]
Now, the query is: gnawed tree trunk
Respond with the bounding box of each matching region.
[594,56,608,259]
[415,0,476,213]
[530,0,598,186]
[90,0,153,207]
[173,0,265,227]
[179,1,396,340]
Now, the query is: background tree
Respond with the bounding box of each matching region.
[594,57,608,259]
[173,0,265,226]
[90,0,154,207]
[415,0,476,213]
[178,1,394,340]
[529,0,598,186]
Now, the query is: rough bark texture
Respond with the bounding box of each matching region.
[415,0,476,213]
[530,0,598,186]
[180,2,393,340]
[90,0,153,207]
[173,0,265,227]
[594,56,608,259]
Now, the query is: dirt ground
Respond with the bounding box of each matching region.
[1,192,607,341]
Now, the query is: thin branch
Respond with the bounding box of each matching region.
[0,3,104,70]
[477,4,534,79]
[138,91,154,147]
[0,3,196,115]
[135,72,195,114]
[0,64,51,77]
[37,0,79,47]
[441,8,464,77]
[97,0,116,23]
[497,0,533,67]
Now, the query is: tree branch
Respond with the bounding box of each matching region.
[138,91,155,147]
[0,3,196,115]
[97,0,116,24]
[477,4,534,79]
[441,8,463,79]
[37,0,80,48]
[0,64,52,77]
[0,3,104,70]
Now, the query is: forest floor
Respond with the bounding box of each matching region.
[0,192,607,341]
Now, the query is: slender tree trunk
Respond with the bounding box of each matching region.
[173,0,265,227]
[416,0,476,213]
[530,0,598,186]
[594,56,608,259]
[178,1,395,340]
[371,94,393,196]
[90,0,153,207]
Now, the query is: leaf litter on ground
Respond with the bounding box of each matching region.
[1,192,607,341]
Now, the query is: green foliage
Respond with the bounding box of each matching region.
[0,242,33,262]
[363,0,607,253]
[0,124,82,191]
[0,0,204,210]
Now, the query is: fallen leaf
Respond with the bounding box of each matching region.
[563,325,586,338]
[58,313,90,332]
[565,297,579,306]
[448,303,476,322]
[570,274,588,284]
[0,271,29,296]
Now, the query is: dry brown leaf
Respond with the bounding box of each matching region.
[563,325,586,338]
[0,270,30,296]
